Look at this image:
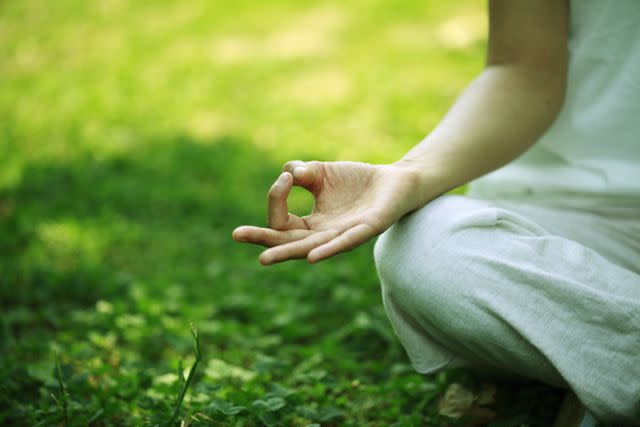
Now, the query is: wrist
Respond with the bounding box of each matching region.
[391,158,451,210]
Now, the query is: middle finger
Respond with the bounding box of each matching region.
[259,229,340,265]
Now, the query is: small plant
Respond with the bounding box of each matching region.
[51,351,70,427]
[166,323,202,427]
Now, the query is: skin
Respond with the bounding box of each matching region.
[233,0,569,265]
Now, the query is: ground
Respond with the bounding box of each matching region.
[0,0,595,425]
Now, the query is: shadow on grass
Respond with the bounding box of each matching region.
[0,134,283,309]
[0,132,569,426]
[1,132,392,363]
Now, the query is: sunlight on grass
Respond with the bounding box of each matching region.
[205,359,257,382]
[4,2,570,426]
[1,0,486,168]
[436,13,486,49]
[387,13,485,51]
[275,66,353,106]
[264,5,346,59]
[185,110,235,141]
[212,5,347,63]
[35,220,106,267]
[211,36,256,65]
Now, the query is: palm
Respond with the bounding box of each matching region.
[306,162,379,229]
[233,160,420,264]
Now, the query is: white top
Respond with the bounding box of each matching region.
[469,0,640,201]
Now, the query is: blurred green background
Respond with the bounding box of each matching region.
[1,1,567,425]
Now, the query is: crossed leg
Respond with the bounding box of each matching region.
[374,195,640,423]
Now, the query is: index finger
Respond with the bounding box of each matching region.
[267,172,293,230]
[232,226,312,247]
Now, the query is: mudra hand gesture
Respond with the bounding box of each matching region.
[232,160,424,265]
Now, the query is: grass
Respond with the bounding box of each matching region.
[53,351,70,427]
[166,324,202,426]
[0,0,603,425]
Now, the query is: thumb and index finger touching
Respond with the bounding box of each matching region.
[282,160,321,191]
[235,160,379,263]
[232,160,322,252]
[266,160,320,231]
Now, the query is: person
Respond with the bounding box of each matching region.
[232,0,640,423]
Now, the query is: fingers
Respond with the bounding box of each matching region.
[307,223,377,263]
[267,172,293,230]
[259,229,340,265]
[232,226,312,247]
[283,160,320,188]
[234,222,378,264]
[266,172,308,230]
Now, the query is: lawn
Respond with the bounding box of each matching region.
[0,0,579,425]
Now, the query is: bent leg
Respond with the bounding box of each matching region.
[374,195,640,423]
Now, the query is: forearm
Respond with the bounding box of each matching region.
[396,64,566,207]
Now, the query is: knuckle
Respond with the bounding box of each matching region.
[283,160,302,173]
[267,186,280,200]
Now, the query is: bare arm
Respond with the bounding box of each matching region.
[398,0,568,206]
[233,1,569,264]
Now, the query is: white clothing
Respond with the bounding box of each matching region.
[374,1,640,422]
[470,0,640,199]
[375,195,640,423]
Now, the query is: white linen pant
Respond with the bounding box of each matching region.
[374,195,640,423]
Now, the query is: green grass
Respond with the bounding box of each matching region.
[0,0,577,425]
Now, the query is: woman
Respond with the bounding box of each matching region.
[233,1,640,423]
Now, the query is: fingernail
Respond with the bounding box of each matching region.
[307,250,320,263]
[293,166,306,179]
[232,228,244,241]
[276,173,288,185]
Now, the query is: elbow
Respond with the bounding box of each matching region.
[539,69,567,126]
[527,64,568,132]
[550,73,567,119]
[535,60,567,120]
[486,59,568,124]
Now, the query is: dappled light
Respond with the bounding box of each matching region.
[0,0,583,425]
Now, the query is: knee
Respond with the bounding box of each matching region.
[374,195,498,315]
[374,195,496,280]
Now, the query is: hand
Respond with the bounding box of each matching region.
[232,160,427,265]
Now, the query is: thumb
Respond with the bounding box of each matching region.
[282,160,321,189]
